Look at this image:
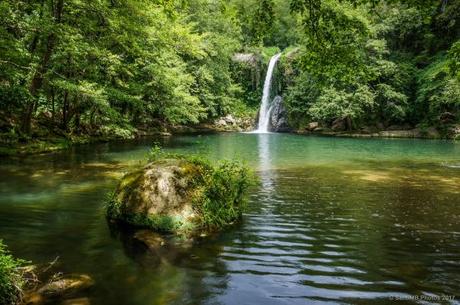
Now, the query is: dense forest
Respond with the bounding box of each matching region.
[1,2,460,304]
[0,0,459,148]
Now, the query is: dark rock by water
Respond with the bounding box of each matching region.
[269,96,290,132]
[331,118,347,132]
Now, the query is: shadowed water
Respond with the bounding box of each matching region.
[1,133,460,304]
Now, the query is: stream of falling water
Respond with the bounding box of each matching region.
[254,53,281,133]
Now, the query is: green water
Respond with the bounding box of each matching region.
[1,133,460,304]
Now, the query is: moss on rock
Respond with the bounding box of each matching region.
[107,156,252,236]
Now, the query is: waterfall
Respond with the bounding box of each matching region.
[255,53,282,133]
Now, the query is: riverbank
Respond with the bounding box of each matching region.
[0,129,197,157]
[0,115,254,157]
[294,124,460,141]
[2,121,459,157]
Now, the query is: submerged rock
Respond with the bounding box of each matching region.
[134,230,166,249]
[269,96,290,132]
[60,298,91,305]
[107,158,251,236]
[23,274,94,305]
[37,275,93,297]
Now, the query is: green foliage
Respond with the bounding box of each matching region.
[309,85,375,125]
[252,0,275,45]
[0,0,258,140]
[261,46,282,62]
[376,4,430,52]
[192,159,253,229]
[157,153,253,231]
[230,0,298,47]
[292,0,372,83]
[0,240,25,305]
[1,0,458,137]
[148,143,164,162]
[416,53,460,122]
[375,83,408,122]
[448,41,460,79]
[284,71,320,127]
[285,0,460,130]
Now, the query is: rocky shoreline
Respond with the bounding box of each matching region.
[2,116,459,157]
[0,114,254,157]
[294,122,460,140]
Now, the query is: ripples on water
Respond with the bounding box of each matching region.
[216,167,460,304]
[1,134,460,305]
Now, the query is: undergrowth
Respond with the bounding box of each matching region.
[0,240,25,305]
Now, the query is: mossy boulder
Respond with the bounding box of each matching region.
[107,157,252,236]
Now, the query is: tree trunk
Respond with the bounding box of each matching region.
[29,0,46,53]
[74,112,81,133]
[51,88,55,122]
[62,91,69,131]
[21,0,64,135]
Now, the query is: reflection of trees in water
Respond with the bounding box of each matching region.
[109,222,230,305]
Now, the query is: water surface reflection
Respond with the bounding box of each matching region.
[0,134,459,304]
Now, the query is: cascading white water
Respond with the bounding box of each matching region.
[255,53,282,133]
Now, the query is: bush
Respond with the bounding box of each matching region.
[308,85,375,127]
[0,240,24,305]
[192,158,253,230]
[417,52,460,123]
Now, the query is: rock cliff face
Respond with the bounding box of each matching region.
[214,114,255,131]
[269,96,290,132]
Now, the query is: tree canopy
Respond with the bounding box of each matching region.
[0,0,459,141]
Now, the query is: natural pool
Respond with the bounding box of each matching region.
[1,133,460,305]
